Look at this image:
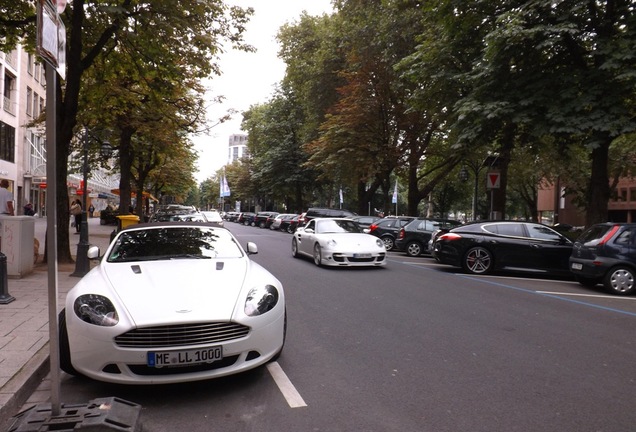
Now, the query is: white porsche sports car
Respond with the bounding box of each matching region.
[59,222,286,385]
[291,218,387,267]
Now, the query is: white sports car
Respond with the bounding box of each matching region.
[291,218,387,267]
[59,222,286,385]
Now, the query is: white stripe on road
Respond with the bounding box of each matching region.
[266,362,307,408]
[536,291,636,300]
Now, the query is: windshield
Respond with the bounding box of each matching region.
[316,219,362,234]
[107,227,243,262]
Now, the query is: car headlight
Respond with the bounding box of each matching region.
[73,294,119,326]
[327,239,337,247]
[376,239,383,248]
[245,285,279,316]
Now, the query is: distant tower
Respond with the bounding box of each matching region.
[228,134,248,164]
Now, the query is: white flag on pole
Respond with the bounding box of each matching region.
[392,181,398,204]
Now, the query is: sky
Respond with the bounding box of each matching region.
[192,0,334,183]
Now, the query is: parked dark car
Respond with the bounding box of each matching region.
[367,217,414,251]
[350,215,382,231]
[270,213,297,230]
[432,221,573,276]
[279,214,299,233]
[395,218,462,257]
[253,211,279,228]
[304,207,357,223]
[569,223,636,295]
[99,206,119,225]
[286,214,302,233]
[237,212,256,225]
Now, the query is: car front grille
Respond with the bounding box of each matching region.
[114,322,251,348]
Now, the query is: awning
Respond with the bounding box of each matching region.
[111,189,159,202]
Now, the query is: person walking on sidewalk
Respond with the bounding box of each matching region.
[0,179,14,216]
[70,199,82,233]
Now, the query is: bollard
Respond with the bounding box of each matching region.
[0,252,14,304]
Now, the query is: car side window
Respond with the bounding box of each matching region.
[614,229,631,245]
[492,223,525,237]
[525,224,563,241]
[306,220,315,231]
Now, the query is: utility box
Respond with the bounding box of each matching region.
[116,215,140,230]
[0,215,35,278]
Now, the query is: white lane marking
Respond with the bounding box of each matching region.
[266,362,307,408]
[536,291,636,300]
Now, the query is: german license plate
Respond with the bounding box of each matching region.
[353,253,372,258]
[571,263,583,270]
[147,346,222,368]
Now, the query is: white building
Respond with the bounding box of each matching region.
[227,133,249,164]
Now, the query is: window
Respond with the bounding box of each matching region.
[0,121,16,163]
[26,87,33,117]
[525,224,562,241]
[27,53,34,76]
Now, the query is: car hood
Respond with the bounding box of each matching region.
[100,259,248,326]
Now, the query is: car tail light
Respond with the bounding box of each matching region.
[439,233,462,241]
[598,225,620,245]
[369,224,378,232]
[398,228,405,239]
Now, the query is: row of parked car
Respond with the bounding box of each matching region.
[224,208,636,296]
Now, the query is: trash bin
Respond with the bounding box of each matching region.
[117,214,140,230]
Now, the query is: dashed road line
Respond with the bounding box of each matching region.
[266,362,307,408]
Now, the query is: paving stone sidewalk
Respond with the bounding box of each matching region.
[0,216,116,429]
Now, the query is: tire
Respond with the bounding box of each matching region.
[381,236,394,251]
[313,243,322,266]
[603,266,635,295]
[58,310,79,376]
[405,241,423,257]
[287,225,294,234]
[259,221,266,228]
[291,238,299,258]
[463,246,493,275]
[575,276,599,287]
[270,309,287,362]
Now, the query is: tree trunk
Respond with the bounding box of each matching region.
[586,140,611,226]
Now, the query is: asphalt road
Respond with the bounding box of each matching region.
[43,222,636,432]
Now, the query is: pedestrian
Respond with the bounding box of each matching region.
[0,179,14,216]
[88,204,95,218]
[23,202,35,216]
[70,199,82,233]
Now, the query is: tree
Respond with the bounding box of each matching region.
[3,0,253,262]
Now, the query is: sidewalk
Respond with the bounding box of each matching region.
[0,216,116,428]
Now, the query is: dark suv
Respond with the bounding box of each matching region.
[570,223,636,295]
[367,217,414,251]
[253,211,279,228]
[395,218,462,257]
[304,207,357,222]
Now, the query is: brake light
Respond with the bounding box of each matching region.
[439,233,462,241]
[369,224,378,232]
[598,225,620,245]
[398,228,405,239]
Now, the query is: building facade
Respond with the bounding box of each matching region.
[537,177,636,227]
[227,133,248,164]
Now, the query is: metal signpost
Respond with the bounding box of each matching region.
[8,1,142,430]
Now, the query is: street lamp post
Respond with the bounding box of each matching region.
[71,129,111,277]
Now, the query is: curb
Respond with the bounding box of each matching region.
[0,343,50,429]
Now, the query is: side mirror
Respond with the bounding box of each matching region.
[246,242,258,255]
[87,245,101,260]
[304,228,314,234]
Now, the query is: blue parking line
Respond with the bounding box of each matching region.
[458,274,636,318]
